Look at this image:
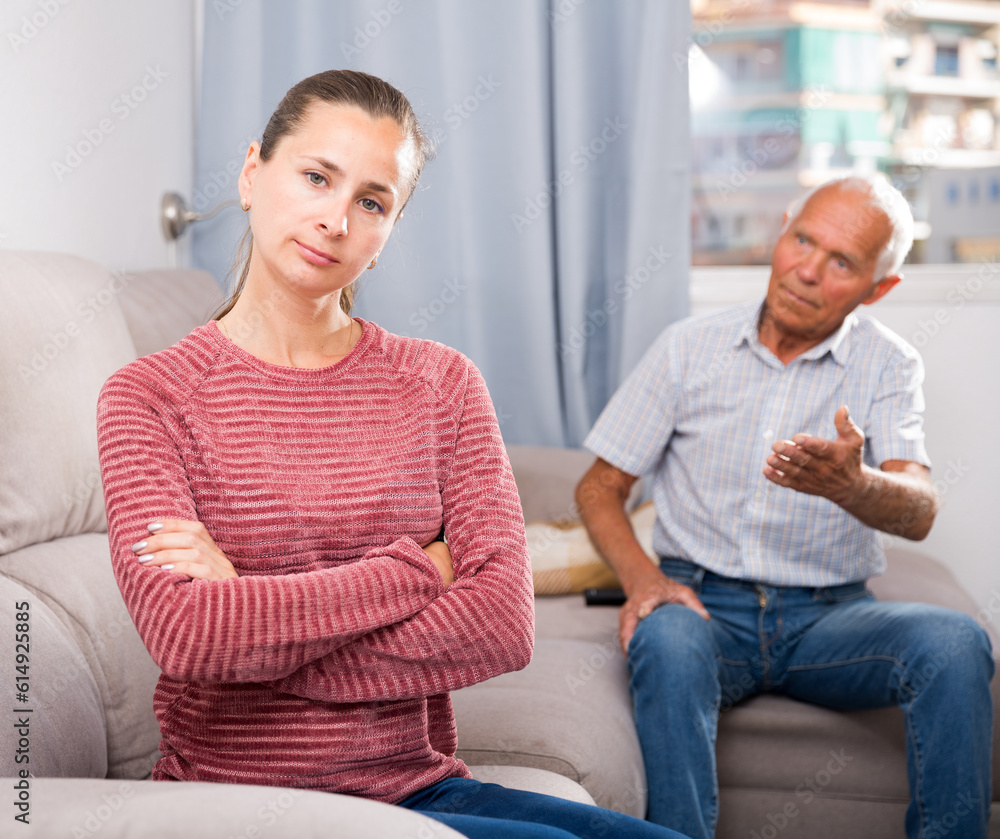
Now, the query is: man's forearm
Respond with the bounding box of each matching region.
[575,469,660,596]
[576,460,713,636]
[838,465,938,541]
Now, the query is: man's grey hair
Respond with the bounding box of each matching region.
[781,173,915,281]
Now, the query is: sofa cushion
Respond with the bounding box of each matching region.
[716,693,908,796]
[716,696,910,839]
[506,445,643,523]
[506,446,597,523]
[453,639,646,818]
[534,587,621,644]
[717,788,907,839]
[1,534,162,779]
[0,251,138,554]
[0,572,107,778]
[115,268,223,358]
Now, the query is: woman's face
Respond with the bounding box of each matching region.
[239,101,415,303]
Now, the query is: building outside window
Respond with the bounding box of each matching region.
[690,0,1000,266]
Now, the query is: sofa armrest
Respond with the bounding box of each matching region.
[1,534,162,780]
[0,574,107,779]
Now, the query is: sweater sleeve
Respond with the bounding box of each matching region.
[262,360,534,702]
[97,369,446,685]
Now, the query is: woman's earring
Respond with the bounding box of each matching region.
[241,198,250,212]
[367,256,378,270]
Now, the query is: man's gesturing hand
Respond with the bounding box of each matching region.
[619,570,710,653]
[763,405,865,505]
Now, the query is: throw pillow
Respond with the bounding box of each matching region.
[0,252,138,554]
[528,502,657,595]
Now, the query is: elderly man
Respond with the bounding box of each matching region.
[575,175,993,839]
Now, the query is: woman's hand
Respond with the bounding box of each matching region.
[131,519,238,581]
[421,540,454,588]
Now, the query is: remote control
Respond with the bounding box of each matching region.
[584,588,627,606]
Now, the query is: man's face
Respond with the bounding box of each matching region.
[763,185,898,347]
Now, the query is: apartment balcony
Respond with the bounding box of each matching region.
[882,1,1000,27]
[894,146,1000,168]
[887,70,1000,100]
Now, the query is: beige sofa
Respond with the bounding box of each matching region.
[1,251,995,838]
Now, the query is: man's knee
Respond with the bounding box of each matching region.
[628,603,721,720]
[628,603,715,673]
[902,608,995,690]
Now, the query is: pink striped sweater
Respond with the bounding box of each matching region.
[96,319,534,802]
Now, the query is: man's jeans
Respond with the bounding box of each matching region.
[627,557,995,839]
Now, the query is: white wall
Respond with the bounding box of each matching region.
[691,264,1000,613]
[0,0,196,271]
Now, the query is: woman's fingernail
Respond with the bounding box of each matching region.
[138,554,155,563]
[132,541,147,552]
[148,523,163,533]
[161,564,174,571]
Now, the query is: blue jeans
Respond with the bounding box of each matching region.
[627,557,995,839]
[401,776,691,838]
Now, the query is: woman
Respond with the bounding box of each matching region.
[97,69,688,839]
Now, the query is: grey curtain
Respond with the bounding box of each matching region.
[192,0,690,446]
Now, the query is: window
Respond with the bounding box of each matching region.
[934,45,959,77]
[710,41,783,86]
[735,54,749,81]
[706,217,722,249]
[755,44,782,81]
[737,132,800,170]
[978,38,997,75]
